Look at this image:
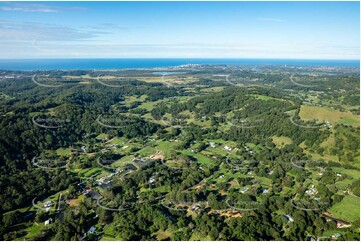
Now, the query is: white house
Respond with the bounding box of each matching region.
[44,218,52,226]
[285,214,294,223]
[44,201,54,208]
[240,187,249,194]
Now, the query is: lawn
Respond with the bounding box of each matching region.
[299,105,359,127]
[201,86,225,93]
[137,100,163,111]
[101,224,123,240]
[138,146,156,157]
[80,167,103,177]
[155,141,178,157]
[272,136,292,148]
[181,150,215,166]
[339,117,360,126]
[189,231,212,241]
[154,230,172,240]
[122,95,148,106]
[56,148,72,156]
[328,195,360,222]
[25,223,46,240]
[334,180,353,190]
[96,133,109,139]
[109,137,125,145]
[248,94,279,101]
[332,167,360,180]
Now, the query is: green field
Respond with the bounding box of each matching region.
[328,195,360,222]
[332,167,360,179]
[272,136,293,148]
[299,105,360,127]
[56,147,72,156]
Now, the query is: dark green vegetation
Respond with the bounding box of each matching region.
[0,65,359,241]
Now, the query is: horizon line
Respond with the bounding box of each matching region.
[0,57,359,61]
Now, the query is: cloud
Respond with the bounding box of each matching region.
[0,6,59,13]
[257,18,285,23]
[0,3,86,13]
[0,21,99,42]
[87,23,129,31]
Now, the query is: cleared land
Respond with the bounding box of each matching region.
[328,195,360,222]
[272,135,293,148]
[299,105,359,127]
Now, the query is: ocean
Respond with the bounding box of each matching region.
[0,58,359,71]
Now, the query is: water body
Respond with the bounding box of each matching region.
[0,58,359,70]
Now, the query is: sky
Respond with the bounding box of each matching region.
[0,1,359,59]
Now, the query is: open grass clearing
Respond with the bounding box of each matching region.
[299,105,359,127]
[272,136,293,148]
[328,195,360,222]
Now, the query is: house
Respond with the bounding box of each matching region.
[337,221,352,228]
[44,218,52,226]
[96,177,111,185]
[261,188,269,194]
[209,142,216,148]
[87,226,96,234]
[285,214,294,223]
[192,205,201,212]
[44,201,54,208]
[305,185,318,196]
[125,164,137,170]
[96,177,112,189]
[84,189,103,200]
[149,177,156,184]
[331,233,341,239]
[219,175,225,179]
[240,187,249,194]
[224,145,232,151]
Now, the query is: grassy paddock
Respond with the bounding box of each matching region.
[272,136,292,148]
[328,195,360,222]
[299,105,359,127]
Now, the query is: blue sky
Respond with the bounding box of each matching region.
[0,1,359,59]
